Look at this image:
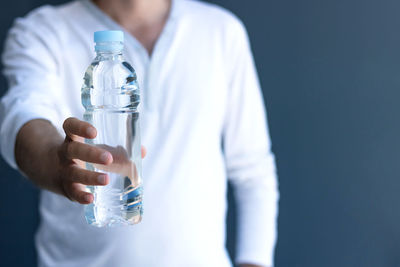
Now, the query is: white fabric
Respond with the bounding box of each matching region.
[0,0,279,266]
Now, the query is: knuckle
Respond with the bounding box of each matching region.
[63,117,73,132]
[71,167,95,185]
[66,142,75,158]
[80,170,91,184]
[61,181,74,202]
[58,142,68,161]
[64,166,74,182]
[70,184,85,202]
[88,173,98,185]
[58,164,68,180]
[88,147,99,161]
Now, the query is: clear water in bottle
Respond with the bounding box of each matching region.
[81,30,143,227]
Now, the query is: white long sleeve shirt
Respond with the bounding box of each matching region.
[0,0,279,266]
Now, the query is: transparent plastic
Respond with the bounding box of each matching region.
[81,47,143,227]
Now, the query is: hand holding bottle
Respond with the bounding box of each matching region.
[57,117,145,204]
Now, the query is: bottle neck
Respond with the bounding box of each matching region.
[96,51,123,61]
[95,50,123,61]
[94,41,124,60]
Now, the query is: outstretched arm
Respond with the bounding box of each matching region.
[16,118,112,203]
[15,118,146,204]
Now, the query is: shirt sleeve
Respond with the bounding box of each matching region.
[0,8,63,169]
[223,20,279,267]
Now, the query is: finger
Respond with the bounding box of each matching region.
[66,182,94,204]
[75,159,85,169]
[66,141,113,164]
[141,146,146,159]
[63,117,97,139]
[67,165,109,186]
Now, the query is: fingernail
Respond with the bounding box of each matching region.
[100,152,111,163]
[97,174,107,185]
[84,194,92,203]
[86,127,96,137]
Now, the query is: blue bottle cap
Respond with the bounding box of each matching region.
[94,30,124,43]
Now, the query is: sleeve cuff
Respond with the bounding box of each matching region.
[0,106,59,170]
[235,252,274,267]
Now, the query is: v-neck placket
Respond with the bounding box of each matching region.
[81,0,179,111]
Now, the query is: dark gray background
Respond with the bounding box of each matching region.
[1,0,399,266]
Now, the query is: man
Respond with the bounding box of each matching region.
[0,0,279,266]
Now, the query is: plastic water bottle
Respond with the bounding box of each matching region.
[81,30,143,227]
